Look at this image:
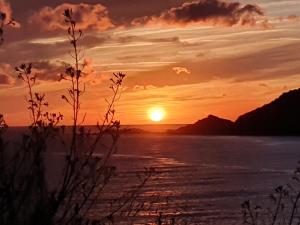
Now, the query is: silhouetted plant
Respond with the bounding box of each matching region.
[0,6,167,225]
[242,165,300,225]
[15,63,64,128]
[0,6,124,225]
[2,68,63,225]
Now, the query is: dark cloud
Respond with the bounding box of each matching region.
[9,0,186,25]
[79,34,109,47]
[31,61,66,81]
[0,63,14,85]
[29,3,113,32]
[3,0,269,44]
[4,0,185,44]
[133,0,266,27]
[32,59,108,85]
[3,2,115,43]
[8,0,267,40]
[0,0,20,36]
[0,0,13,21]
[0,41,69,65]
[0,34,109,65]
[0,73,12,84]
[0,32,181,66]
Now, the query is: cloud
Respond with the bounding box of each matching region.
[0,63,14,85]
[20,59,108,85]
[0,0,20,27]
[0,0,13,21]
[0,34,110,65]
[0,41,70,65]
[133,85,157,91]
[287,15,300,22]
[278,15,300,23]
[32,61,66,81]
[259,83,268,88]
[81,58,110,85]
[126,42,300,88]
[79,34,110,47]
[116,35,181,44]
[172,94,226,102]
[29,3,114,32]
[133,0,267,27]
[173,66,191,75]
[0,74,13,84]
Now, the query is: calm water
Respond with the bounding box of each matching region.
[107,134,300,224]
[5,127,300,224]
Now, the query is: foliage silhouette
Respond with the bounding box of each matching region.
[0,7,160,225]
[242,164,300,225]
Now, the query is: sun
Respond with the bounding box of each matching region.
[149,107,165,122]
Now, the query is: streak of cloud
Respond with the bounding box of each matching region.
[173,66,191,75]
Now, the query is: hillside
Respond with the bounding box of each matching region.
[235,88,300,135]
[170,115,235,135]
[172,88,300,136]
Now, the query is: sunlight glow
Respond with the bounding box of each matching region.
[149,107,165,122]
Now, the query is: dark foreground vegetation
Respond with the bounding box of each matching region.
[0,8,165,225]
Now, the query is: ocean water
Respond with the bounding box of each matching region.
[4,126,300,224]
[108,134,300,224]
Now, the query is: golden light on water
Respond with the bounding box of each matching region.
[149,107,165,122]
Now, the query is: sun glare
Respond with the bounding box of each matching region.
[149,107,165,122]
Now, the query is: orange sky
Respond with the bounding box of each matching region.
[0,0,300,125]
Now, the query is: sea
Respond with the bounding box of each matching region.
[4,124,300,224]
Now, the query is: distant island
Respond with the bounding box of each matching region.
[169,88,300,136]
[119,128,150,134]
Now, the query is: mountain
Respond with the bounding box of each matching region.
[170,115,235,135]
[172,88,300,136]
[235,88,300,135]
[120,128,150,134]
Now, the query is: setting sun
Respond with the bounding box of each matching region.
[149,107,165,122]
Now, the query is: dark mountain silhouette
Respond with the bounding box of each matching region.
[120,128,150,134]
[170,115,235,135]
[235,88,300,135]
[172,88,300,136]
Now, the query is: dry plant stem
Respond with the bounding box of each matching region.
[242,172,300,225]
[248,204,257,225]
[57,9,126,225]
[289,192,300,225]
[0,7,160,225]
[270,188,283,225]
[85,77,122,169]
[26,77,36,124]
[58,72,124,224]
[60,12,83,198]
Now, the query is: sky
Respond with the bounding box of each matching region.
[0,0,299,125]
